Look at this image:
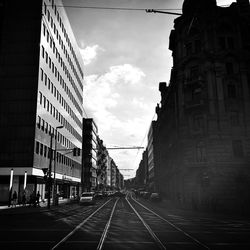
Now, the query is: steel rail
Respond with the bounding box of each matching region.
[97,198,119,250]
[51,199,112,249]
[130,194,210,250]
[125,196,166,250]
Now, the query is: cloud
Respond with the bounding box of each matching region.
[79,44,104,65]
[83,63,156,178]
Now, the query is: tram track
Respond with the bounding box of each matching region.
[128,193,210,249]
[51,192,211,249]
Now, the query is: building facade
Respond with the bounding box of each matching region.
[82,118,98,191]
[0,0,83,203]
[155,0,250,213]
[96,138,108,191]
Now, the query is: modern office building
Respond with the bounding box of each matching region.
[0,0,84,203]
[82,118,98,191]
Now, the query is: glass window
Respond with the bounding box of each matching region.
[44,145,47,157]
[36,141,39,154]
[40,144,43,155]
[40,68,44,81]
[37,116,41,129]
[43,96,46,108]
[39,92,42,105]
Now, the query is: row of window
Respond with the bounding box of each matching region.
[37,115,73,150]
[40,67,81,129]
[35,140,77,169]
[38,91,82,142]
[45,0,83,82]
[41,23,83,106]
[183,36,235,57]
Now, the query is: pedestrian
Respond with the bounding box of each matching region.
[29,191,36,207]
[22,191,26,206]
[36,191,41,207]
[12,191,17,207]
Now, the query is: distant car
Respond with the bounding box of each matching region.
[94,192,104,199]
[113,191,126,197]
[79,192,95,205]
[143,192,151,199]
[150,193,161,202]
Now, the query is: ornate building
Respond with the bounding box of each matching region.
[155,0,250,213]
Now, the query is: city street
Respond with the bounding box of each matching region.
[0,193,250,250]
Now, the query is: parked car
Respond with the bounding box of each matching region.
[79,192,95,205]
[150,193,162,202]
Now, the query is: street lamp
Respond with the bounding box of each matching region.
[53,125,64,205]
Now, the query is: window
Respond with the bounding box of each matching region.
[46,30,49,43]
[36,141,39,154]
[43,3,47,14]
[48,78,51,90]
[40,143,43,156]
[41,46,45,58]
[40,68,44,81]
[43,23,46,37]
[45,122,48,133]
[39,92,42,105]
[44,73,47,86]
[47,100,49,112]
[37,116,41,129]
[232,140,244,157]
[45,51,48,63]
[43,96,46,108]
[44,146,47,157]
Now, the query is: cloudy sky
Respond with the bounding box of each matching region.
[62,0,235,179]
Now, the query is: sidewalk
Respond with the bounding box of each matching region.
[0,198,74,214]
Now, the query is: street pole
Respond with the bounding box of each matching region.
[47,134,53,209]
[8,169,13,207]
[53,125,63,205]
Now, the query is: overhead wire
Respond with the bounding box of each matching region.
[51,5,182,11]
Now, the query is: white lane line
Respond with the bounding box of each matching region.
[126,197,166,250]
[97,198,119,250]
[130,195,210,250]
[51,199,112,250]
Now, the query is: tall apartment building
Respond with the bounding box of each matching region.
[82,118,98,191]
[155,0,250,213]
[96,138,108,190]
[0,0,84,203]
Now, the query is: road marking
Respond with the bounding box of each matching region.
[97,198,119,250]
[130,195,210,250]
[51,199,112,249]
[126,197,166,250]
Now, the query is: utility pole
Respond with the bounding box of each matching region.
[47,134,53,209]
